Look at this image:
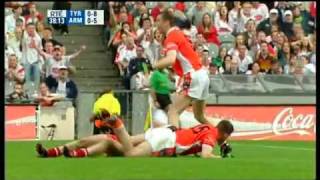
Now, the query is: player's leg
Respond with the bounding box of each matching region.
[36,134,107,158]
[167,93,192,127]
[124,141,153,157]
[192,100,209,124]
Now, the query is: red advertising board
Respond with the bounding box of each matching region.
[201,105,316,141]
[5,105,37,140]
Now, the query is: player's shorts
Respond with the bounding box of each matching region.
[177,68,210,100]
[152,109,169,127]
[155,93,172,110]
[144,127,176,156]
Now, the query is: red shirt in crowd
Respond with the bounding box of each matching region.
[197,25,221,46]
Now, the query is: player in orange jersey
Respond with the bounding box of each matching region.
[152,9,211,129]
[62,117,234,158]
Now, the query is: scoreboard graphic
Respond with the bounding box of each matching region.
[47,10,104,25]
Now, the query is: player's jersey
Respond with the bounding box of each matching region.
[175,124,218,155]
[163,27,202,77]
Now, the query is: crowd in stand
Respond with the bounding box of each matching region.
[5,2,80,105]
[97,1,316,90]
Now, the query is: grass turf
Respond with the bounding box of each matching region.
[6,140,315,180]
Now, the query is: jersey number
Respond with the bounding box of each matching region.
[192,125,210,134]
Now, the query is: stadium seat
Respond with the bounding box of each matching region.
[221,43,234,51]
[219,34,235,44]
[208,43,219,58]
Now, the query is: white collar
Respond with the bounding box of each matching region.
[166,27,178,37]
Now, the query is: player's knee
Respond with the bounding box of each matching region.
[124,151,135,157]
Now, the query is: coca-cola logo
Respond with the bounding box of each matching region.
[272,108,315,135]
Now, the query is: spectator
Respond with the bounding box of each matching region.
[256,41,276,73]
[281,10,294,40]
[186,2,210,26]
[115,36,137,76]
[135,12,153,31]
[136,17,153,49]
[52,2,71,35]
[240,2,255,24]
[301,55,315,75]
[127,45,151,78]
[292,4,315,35]
[24,3,44,24]
[35,21,45,37]
[278,42,291,67]
[284,55,297,75]
[174,2,186,12]
[151,2,166,21]
[33,82,64,106]
[215,5,233,35]
[43,40,54,55]
[193,33,207,50]
[257,8,280,36]
[268,61,283,74]
[251,1,269,25]
[208,63,219,75]
[5,5,25,34]
[246,62,262,75]
[300,36,313,56]
[197,13,220,46]
[6,26,23,61]
[37,44,86,79]
[41,27,62,47]
[7,82,28,102]
[201,47,211,70]
[222,55,232,74]
[21,22,42,88]
[252,30,276,56]
[234,44,253,73]
[229,2,246,35]
[130,2,147,18]
[45,66,78,99]
[5,54,25,84]
[274,1,291,22]
[212,47,227,70]
[228,34,246,57]
[111,22,137,47]
[224,58,241,75]
[242,19,257,50]
[114,32,128,64]
[145,29,164,65]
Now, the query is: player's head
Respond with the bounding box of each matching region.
[158,8,176,34]
[216,120,234,145]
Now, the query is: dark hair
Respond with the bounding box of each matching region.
[260,40,268,46]
[161,8,176,26]
[217,120,234,135]
[98,87,112,98]
[224,55,232,61]
[202,12,212,28]
[139,13,150,27]
[15,82,24,87]
[26,22,35,27]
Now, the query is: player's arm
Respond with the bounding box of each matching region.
[200,144,221,159]
[153,50,176,70]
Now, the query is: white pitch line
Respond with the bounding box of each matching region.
[232,143,315,151]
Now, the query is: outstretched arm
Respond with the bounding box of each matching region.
[68,45,86,59]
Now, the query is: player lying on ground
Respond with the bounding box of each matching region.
[61,117,234,158]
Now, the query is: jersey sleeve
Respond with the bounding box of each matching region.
[200,132,216,147]
[164,31,180,53]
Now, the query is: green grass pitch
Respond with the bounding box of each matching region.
[6,140,315,180]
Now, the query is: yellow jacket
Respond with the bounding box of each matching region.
[93,93,121,116]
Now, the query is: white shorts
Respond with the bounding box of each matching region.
[177,68,210,100]
[144,127,176,154]
[151,109,169,128]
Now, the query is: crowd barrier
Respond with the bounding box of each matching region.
[5,75,316,141]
